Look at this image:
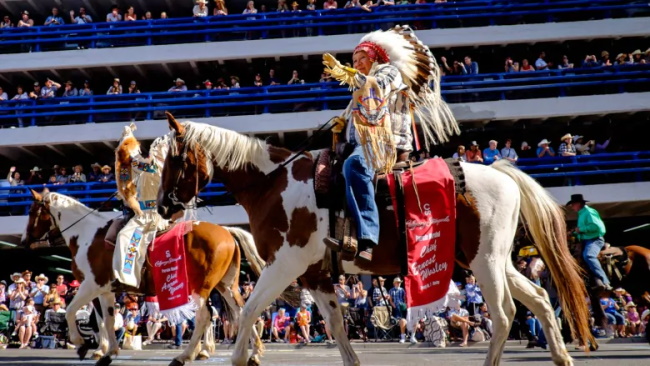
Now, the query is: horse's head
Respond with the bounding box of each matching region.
[158,112,212,219]
[21,189,58,248]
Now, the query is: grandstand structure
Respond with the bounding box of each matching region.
[1,0,650,256]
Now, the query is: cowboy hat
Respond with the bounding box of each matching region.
[566,194,588,206]
[91,162,101,168]
[69,280,80,287]
[393,277,403,283]
[113,78,120,83]
[291,1,299,6]
[378,276,386,281]
[30,166,41,172]
[645,48,650,55]
[14,278,26,284]
[572,135,583,143]
[631,49,642,56]
[52,299,62,306]
[470,141,478,146]
[22,270,32,276]
[101,165,112,171]
[197,0,207,3]
[537,139,550,146]
[614,287,625,293]
[35,273,49,283]
[625,302,636,309]
[642,309,650,321]
[230,75,240,82]
[10,272,21,280]
[600,50,609,58]
[560,133,572,141]
[615,53,626,60]
[174,78,185,84]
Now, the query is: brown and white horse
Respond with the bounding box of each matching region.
[21,190,266,366]
[158,113,594,366]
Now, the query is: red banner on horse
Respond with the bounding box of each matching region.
[387,159,456,329]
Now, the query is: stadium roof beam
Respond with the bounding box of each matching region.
[77,68,91,79]
[0,73,11,84]
[105,66,118,78]
[17,147,38,158]
[22,71,34,81]
[133,65,146,78]
[189,61,200,76]
[46,144,65,157]
[217,59,225,65]
[26,0,45,17]
[103,141,116,149]
[161,63,173,77]
[49,69,62,80]
[75,143,92,155]
[80,0,98,18]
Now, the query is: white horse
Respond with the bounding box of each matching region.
[158,116,595,366]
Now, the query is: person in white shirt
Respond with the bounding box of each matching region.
[535,51,549,71]
[113,303,126,345]
[0,86,8,101]
[193,0,209,17]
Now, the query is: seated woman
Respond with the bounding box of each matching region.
[446,300,476,347]
[295,304,311,344]
[15,298,39,349]
[272,308,291,343]
[124,305,141,337]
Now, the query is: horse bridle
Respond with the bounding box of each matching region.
[168,135,201,209]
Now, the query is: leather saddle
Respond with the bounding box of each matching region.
[597,244,628,283]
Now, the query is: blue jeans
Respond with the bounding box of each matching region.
[582,237,609,285]
[174,323,183,346]
[343,144,379,245]
[605,312,625,325]
[526,317,546,346]
[115,327,125,344]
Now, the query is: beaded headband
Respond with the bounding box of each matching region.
[354,41,390,64]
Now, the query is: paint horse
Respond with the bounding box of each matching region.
[21,190,266,366]
[157,113,595,366]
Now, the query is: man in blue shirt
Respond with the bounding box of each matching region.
[461,56,479,75]
[536,139,556,158]
[482,140,501,164]
[44,7,65,26]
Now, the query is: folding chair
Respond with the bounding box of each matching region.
[369,307,398,342]
[0,310,11,339]
[41,312,68,348]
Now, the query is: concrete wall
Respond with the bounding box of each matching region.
[0,18,647,73]
[2,92,649,147]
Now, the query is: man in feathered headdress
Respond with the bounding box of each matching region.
[322,26,459,262]
[111,123,171,292]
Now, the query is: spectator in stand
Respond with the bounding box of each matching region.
[482,140,501,165]
[253,73,264,87]
[600,295,625,337]
[626,303,641,336]
[645,48,650,63]
[296,304,311,343]
[267,69,280,85]
[42,79,61,99]
[520,59,535,72]
[461,56,479,75]
[9,278,28,312]
[88,163,101,181]
[335,275,351,305]
[30,273,50,314]
[464,274,483,315]
[558,133,577,157]
[15,298,37,348]
[536,139,555,159]
[12,85,29,100]
[27,166,45,185]
[277,0,290,12]
[215,0,229,15]
[1,15,13,28]
[614,53,631,66]
[600,51,612,67]
[582,54,599,68]
[127,81,140,94]
[291,1,302,13]
[203,80,213,90]
[23,271,35,292]
[520,141,534,158]
[216,78,229,89]
[287,70,304,85]
[439,57,463,76]
[62,81,78,97]
[43,286,60,310]
[272,308,291,343]
[45,7,65,26]
[465,141,483,164]
[142,11,153,20]
[98,165,115,182]
[324,0,339,9]
[56,167,70,184]
[500,139,518,163]
[107,6,122,22]
[29,82,42,99]
[107,78,123,95]
[124,305,140,337]
[631,49,644,64]
[306,0,317,10]
[230,76,241,88]
[0,86,7,101]
[69,165,87,183]
[125,6,138,21]
[557,55,574,69]
[54,275,68,307]
[372,277,390,307]
[65,280,80,305]
[70,7,93,24]
[79,80,93,96]
[161,12,169,19]
[243,1,258,15]
[504,57,519,73]
[114,303,126,345]
[169,78,188,92]
[345,0,364,8]
[535,52,550,71]
[7,167,24,186]
[447,300,473,347]
[0,280,6,306]
[194,0,209,17]
[44,299,66,322]
[452,145,466,161]
[17,11,34,28]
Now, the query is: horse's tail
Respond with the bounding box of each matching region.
[225,227,265,276]
[491,160,595,348]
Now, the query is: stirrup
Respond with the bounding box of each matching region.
[323,237,342,252]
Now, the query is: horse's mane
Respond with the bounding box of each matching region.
[178,121,281,172]
[45,192,92,212]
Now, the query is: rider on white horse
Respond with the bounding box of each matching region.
[322,26,458,262]
[111,124,169,292]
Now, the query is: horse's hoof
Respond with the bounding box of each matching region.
[168,359,185,366]
[77,344,90,361]
[95,355,113,366]
[197,350,210,360]
[247,356,261,366]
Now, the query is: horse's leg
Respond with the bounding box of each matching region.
[95,291,118,366]
[507,263,573,366]
[65,281,99,360]
[91,296,109,361]
[310,287,359,366]
[170,295,208,366]
[231,259,307,366]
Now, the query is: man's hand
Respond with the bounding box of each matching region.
[331,116,345,134]
[323,53,342,71]
[10,166,16,172]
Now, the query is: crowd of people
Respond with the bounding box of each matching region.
[5,163,114,188]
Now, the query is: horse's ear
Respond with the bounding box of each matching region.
[165,111,184,135]
[30,189,42,201]
[41,187,50,195]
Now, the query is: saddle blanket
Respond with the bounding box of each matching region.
[386,158,456,330]
[149,222,195,324]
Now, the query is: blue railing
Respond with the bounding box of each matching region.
[2,151,650,215]
[1,65,648,127]
[0,1,647,53]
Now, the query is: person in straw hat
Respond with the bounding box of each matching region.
[98,165,114,183]
[193,0,209,17]
[625,302,641,336]
[536,139,555,158]
[631,49,643,64]
[88,162,102,182]
[168,78,187,92]
[31,273,50,313]
[567,194,611,291]
[558,133,576,157]
[27,166,45,185]
[45,299,66,322]
[6,272,22,298]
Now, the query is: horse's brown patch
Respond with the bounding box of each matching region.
[299,262,335,294]
[291,157,313,183]
[287,207,317,248]
[455,191,481,267]
[268,146,292,164]
[68,236,85,282]
[87,222,115,287]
